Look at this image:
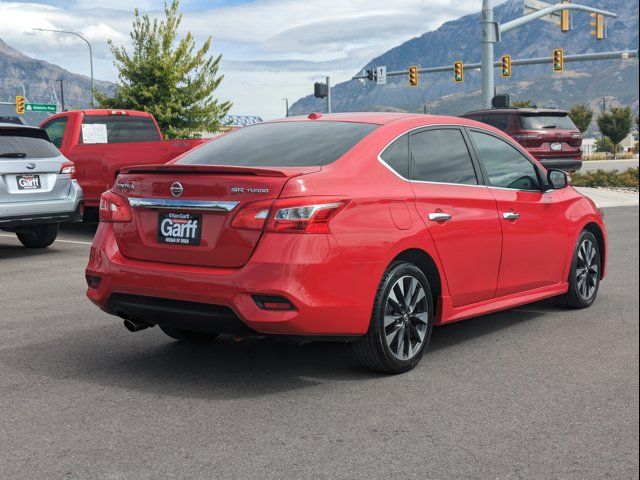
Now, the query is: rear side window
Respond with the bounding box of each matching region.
[81,115,161,144]
[380,135,409,178]
[0,128,60,159]
[469,130,540,191]
[481,114,509,131]
[410,129,478,185]
[42,117,68,148]
[178,121,378,167]
[519,114,577,130]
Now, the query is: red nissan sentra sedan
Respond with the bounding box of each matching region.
[86,113,607,373]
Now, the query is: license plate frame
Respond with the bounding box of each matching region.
[16,174,42,190]
[550,142,563,151]
[157,212,202,246]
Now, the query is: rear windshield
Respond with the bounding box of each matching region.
[81,115,161,144]
[177,121,379,167]
[519,114,577,130]
[0,128,60,159]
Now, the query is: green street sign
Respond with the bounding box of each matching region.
[25,103,57,113]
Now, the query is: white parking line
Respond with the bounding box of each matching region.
[0,233,93,246]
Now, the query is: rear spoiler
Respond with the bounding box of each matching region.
[120,164,321,178]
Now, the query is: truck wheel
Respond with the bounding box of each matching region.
[16,224,59,249]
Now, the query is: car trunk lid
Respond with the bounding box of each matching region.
[112,164,320,268]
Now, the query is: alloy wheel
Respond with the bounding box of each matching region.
[383,275,429,361]
[576,238,599,301]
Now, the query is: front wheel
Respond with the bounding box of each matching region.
[353,262,434,374]
[159,325,219,343]
[16,224,59,249]
[557,230,601,309]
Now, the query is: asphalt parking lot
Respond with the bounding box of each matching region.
[1,206,638,479]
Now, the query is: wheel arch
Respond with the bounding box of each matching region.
[390,248,443,313]
[583,222,606,279]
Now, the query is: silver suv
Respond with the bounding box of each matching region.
[0,123,83,248]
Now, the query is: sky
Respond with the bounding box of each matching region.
[0,0,497,118]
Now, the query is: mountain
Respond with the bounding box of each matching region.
[0,39,114,124]
[289,0,639,117]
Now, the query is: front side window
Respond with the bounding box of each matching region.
[469,130,540,191]
[380,134,409,178]
[410,129,478,185]
[178,121,378,167]
[80,115,161,144]
[42,117,68,148]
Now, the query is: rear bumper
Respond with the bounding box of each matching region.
[0,181,84,228]
[537,158,583,172]
[86,223,379,337]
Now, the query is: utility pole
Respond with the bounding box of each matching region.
[481,0,496,109]
[480,2,617,109]
[326,76,332,114]
[58,79,65,111]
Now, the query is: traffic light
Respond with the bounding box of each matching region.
[453,61,464,83]
[590,13,606,40]
[409,66,419,87]
[500,55,511,78]
[15,95,25,114]
[558,1,572,32]
[553,48,564,72]
[366,69,376,82]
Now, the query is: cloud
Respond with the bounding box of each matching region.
[0,0,492,118]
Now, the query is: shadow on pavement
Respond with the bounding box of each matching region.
[1,300,561,400]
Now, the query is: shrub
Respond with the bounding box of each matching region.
[571,168,639,189]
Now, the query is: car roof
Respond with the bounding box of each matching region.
[0,122,45,130]
[271,112,481,126]
[463,108,569,115]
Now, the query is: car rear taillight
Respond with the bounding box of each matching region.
[512,134,541,141]
[231,198,347,234]
[230,200,273,231]
[99,191,132,223]
[60,161,76,179]
[268,199,347,234]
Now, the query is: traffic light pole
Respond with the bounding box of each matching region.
[326,76,332,114]
[480,1,617,108]
[352,50,638,80]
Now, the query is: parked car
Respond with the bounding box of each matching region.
[0,123,83,248]
[39,109,209,217]
[461,107,583,171]
[85,113,607,373]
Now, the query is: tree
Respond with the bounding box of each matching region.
[96,0,231,138]
[595,137,613,154]
[597,107,633,159]
[569,104,593,133]
[512,100,532,108]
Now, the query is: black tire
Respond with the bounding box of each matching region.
[353,262,434,374]
[16,224,59,249]
[159,325,219,343]
[557,230,601,309]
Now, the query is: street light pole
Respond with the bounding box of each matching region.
[33,28,95,107]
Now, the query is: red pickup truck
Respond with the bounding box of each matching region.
[39,109,208,211]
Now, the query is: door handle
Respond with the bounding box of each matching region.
[503,211,520,221]
[428,212,452,223]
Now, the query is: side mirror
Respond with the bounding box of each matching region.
[547,169,570,190]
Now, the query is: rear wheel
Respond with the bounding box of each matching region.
[353,262,434,374]
[159,325,219,343]
[557,230,601,309]
[16,224,59,249]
